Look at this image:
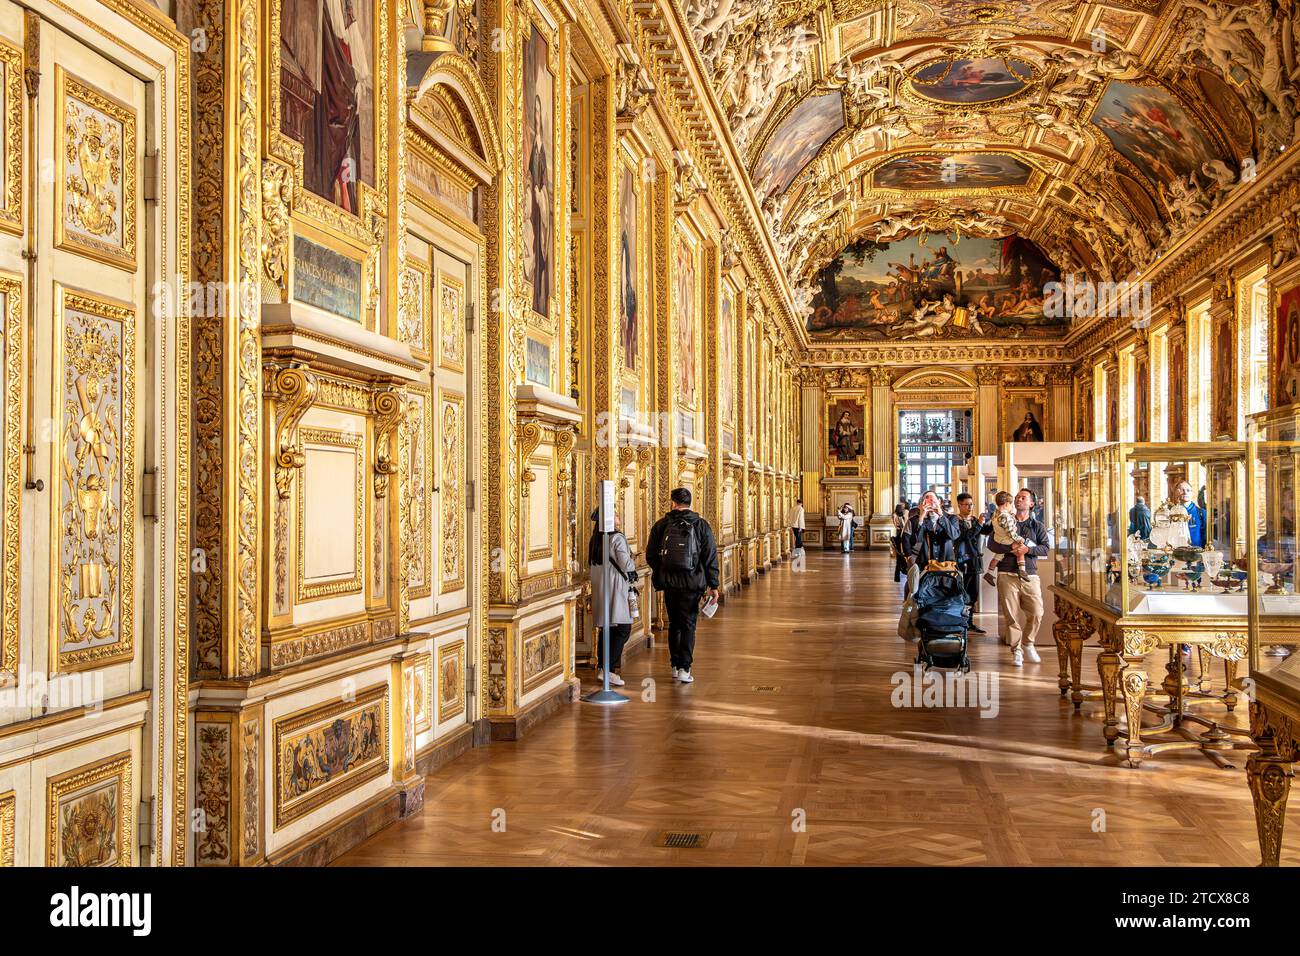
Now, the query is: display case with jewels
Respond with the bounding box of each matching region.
[1050,442,1253,768]
[1244,408,1300,865]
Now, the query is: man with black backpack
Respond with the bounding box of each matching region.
[646,487,719,684]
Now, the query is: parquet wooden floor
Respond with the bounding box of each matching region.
[336,550,1297,866]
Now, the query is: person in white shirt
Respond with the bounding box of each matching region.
[837,503,856,553]
[787,499,806,551]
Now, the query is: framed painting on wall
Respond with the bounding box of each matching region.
[674,231,697,408]
[619,163,638,371]
[827,399,864,461]
[278,0,377,214]
[1003,391,1046,442]
[522,22,555,320]
[1275,281,1300,410]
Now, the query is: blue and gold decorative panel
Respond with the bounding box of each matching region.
[274,684,389,830]
[45,752,133,867]
[53,287,136,673]
[521,624,561,696]
[55,68,137,271]
[436,640,465,723]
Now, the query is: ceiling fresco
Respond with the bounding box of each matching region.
[684,0,1300,340]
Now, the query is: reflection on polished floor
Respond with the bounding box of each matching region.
[338,550,1294,866]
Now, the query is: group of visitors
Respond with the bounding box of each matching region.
[891,487,1050,667]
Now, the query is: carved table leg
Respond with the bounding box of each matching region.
[1052,618,1071,696]
[1246,751,1292,867]
[1196,645,1212,692]
[1121,664,1148,767]
[1098,649,1122,746]
[1067,629,1086,712]
[1223,658,1239,712]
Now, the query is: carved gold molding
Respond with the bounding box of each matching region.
[269,366,318,500]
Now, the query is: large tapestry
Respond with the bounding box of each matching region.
[279,0,375,213]
[806,234,1063,340]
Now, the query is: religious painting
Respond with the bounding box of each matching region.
[1275,282,1300,410]
[619,164,637,371]
[1090,81,1223,185]
[751,91,844,198]
[525,336,550,389]
[674,234,696,406]
[1169,336,1187,439]
[806,234,1064,340]
[872,152,1033,191]
[522,24,554,318]
[909,57,1034,105]
[279,0,375,213]
[1004,392,1046,442]
[1135,350,1150,441]
[827,400,864,461]
[1213,317,1235,437]
[720,286,736,430]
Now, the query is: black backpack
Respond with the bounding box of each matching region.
[660,518,699,573]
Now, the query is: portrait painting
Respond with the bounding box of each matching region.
[751,92,844,198]
[1213,317,1235,436]
[1077,378,1093,440]
[805,233,1064,340]
[619,164,637,371]
[1090,81,1223,185]
[1135,351,1150,440]
[1106,365,1118,440]
[828,400,865,461]
[1275,283,1300,410]
[745,324,756,457]
[674,235,696,406]
[872,152,1033,191]
[1004,392,1046,442]
[1169,336,1187,439]
[522,24,554,318]
[720,286,736,429]
[279,0,375,214]
[909,57,1034,105]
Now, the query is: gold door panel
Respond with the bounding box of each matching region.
[51,285,136,672]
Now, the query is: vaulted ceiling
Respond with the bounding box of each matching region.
[685,0,1295,322]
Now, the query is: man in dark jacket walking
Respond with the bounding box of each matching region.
[646,487,720,683]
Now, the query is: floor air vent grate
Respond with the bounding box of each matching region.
[658,831,707,849]
[752,685,781,693]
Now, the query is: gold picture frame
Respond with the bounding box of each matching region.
[437,639,466,723]
[295,425,365,602]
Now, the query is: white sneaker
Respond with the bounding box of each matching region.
[678,669,694,683]
[1011,648,1024,667]
[671,667,681,679]
[1024,646,1041,664]
[596,669,625,686]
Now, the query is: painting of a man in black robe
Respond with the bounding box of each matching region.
[279,0,374,214]
[523,25,554,318]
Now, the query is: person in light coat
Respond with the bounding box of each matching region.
[589,509,637,685]
[787,499,806,551]
[837,503,857,553]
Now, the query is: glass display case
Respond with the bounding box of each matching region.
[1049,442,1252,767]
[1244,409,1300,865]
[1053,442,1249,616]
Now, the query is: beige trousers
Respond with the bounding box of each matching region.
[997,573,1044,651]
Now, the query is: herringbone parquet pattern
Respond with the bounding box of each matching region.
[336,550,1294,866]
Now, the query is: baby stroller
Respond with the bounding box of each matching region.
[912,562,971,673]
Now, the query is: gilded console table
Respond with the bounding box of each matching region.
[1051,590,1257,768]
